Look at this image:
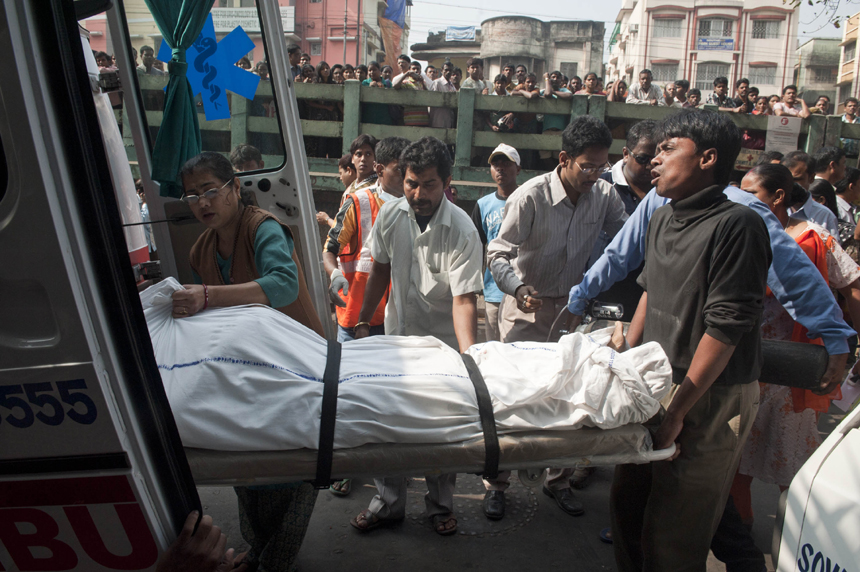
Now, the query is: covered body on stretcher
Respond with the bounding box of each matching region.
[143,279,676,486]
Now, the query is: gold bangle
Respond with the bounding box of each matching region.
[354,321,371,328]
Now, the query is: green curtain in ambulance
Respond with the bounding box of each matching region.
[144,0,216,198]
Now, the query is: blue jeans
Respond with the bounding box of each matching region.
[337,324,386,342]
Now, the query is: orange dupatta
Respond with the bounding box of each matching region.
[787,228,842,413]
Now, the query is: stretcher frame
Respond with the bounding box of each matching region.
[185,424,675,486]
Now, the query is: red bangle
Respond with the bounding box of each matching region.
[202,284,209,310]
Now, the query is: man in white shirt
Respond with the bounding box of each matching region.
[392,53,433,89]
[351,137,483,537]
[626,69,664,106]
[781,150,840,239]
[429,62,457,128]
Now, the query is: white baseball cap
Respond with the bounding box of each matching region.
[488,143,521,166]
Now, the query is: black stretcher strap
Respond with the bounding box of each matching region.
[461,353,500,480]
[314,339,342,488]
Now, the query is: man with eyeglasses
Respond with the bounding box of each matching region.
[486,115,627,517]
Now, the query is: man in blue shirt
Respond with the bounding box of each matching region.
[471,144,521,522]
[567,185,853,393]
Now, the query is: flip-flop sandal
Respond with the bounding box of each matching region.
[432,513,458,536]
[329,479,352,496]
[350,509,401,532]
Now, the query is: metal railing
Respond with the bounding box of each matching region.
[127,76,854,203]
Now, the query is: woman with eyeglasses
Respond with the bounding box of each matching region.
[171,152,322,571]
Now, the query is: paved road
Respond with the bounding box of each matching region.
[199,465,787,571]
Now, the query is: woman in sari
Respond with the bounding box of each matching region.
[173,152,324,571]
[732,164,860,525]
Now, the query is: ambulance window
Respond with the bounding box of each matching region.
[107,1,289,176]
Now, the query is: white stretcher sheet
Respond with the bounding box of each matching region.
[142,278,673,452]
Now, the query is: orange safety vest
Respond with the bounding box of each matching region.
[335,187,388,328]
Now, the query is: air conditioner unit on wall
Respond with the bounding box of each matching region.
[630,24,639,33]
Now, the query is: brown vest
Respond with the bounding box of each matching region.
[189,206,324,336]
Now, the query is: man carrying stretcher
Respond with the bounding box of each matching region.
[351,136,484,535]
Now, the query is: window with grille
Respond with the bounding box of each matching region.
[653,19,682,38]
[812,67,837,83]
[310,42,322,56]
[751,20,780,39]
[652,64,678,82]
[748,66,776,85]
[846,42,856,62]
[695,62,730,91]
[698,19,732,39]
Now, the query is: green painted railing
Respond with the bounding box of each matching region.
[129,76,853,203]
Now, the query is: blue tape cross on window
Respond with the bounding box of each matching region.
[157,13,261,121]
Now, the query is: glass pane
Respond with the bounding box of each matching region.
[121,1,288,174]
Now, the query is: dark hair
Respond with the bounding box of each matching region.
[238,56,251,67]
[452,67,462,76]
[230,144,262,168]
[836,167,860,195]
[782,84,798,95]
[747,164,808,205]
[810,183,840,218]
[812,146,846,174]
[817,95,830,102]
[584,72,598,81]
[357,64,368,73]
[626,119,657,150]
[287,44,301,55]
[755,95,769,107]
[426,64,436,71]
[713,76,728,88]
[398,54,411,63]
[735,78,749,89]
[503,62,514,70]
[688,88,701,98]
[400,136,452,182]
[331,64,343,72]
[375,136,411,166]
[301,53,310,59]
[674,79,690,90]
[782,150,815,174]
[180,152,234,187]
[467,57,484,68]
[655,109,741,186]
[140,44,153,55]
[338,154,356,172]
[382,65,393,73]
[571,75,582,83]
[748,86,760,95]
[349,134,378,155]
[515,64,527,73]
[493,73,509,85]
[525,73,538,83]
[639,69,652,78]
[550,70,562,78]
[301,64,315,76]
[343,64,354,72]
[562,115,612,158]
[845,97,859,106]
[314,61,331,83]
[755,150,784,166]
[410,61,422,72]
[367,60,380,70]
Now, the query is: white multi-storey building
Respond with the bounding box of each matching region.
[606,0,799,98]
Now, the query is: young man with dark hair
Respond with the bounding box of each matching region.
[331,64,344,84]
[501,62,515,91]
[568,75,583,94]
[351,137,483,536]
[230,144,264,172]
[755,150,784,166]
[684,88,701,108]
[287,44,302,79]
[136,45,165,76]
[626,69,663,105]
[426,64,438,80]
[344,134,379,199]
[461,57,488,93]
[429,61,457,128]
[842,97,860,157]
[811,94,831,115]
[361,62,393,125]
[773,85,811,118]
[487,115,627,516]
[673,79,689,104]
[356,64,368,82]
[343,64,355,80]
[317,155,358,227]
[300,53,310,67]
[610,109,771,571]
[808,146,846,231]
[706,76,737,111]
[511,64,528,92]
[732,77,750,111]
